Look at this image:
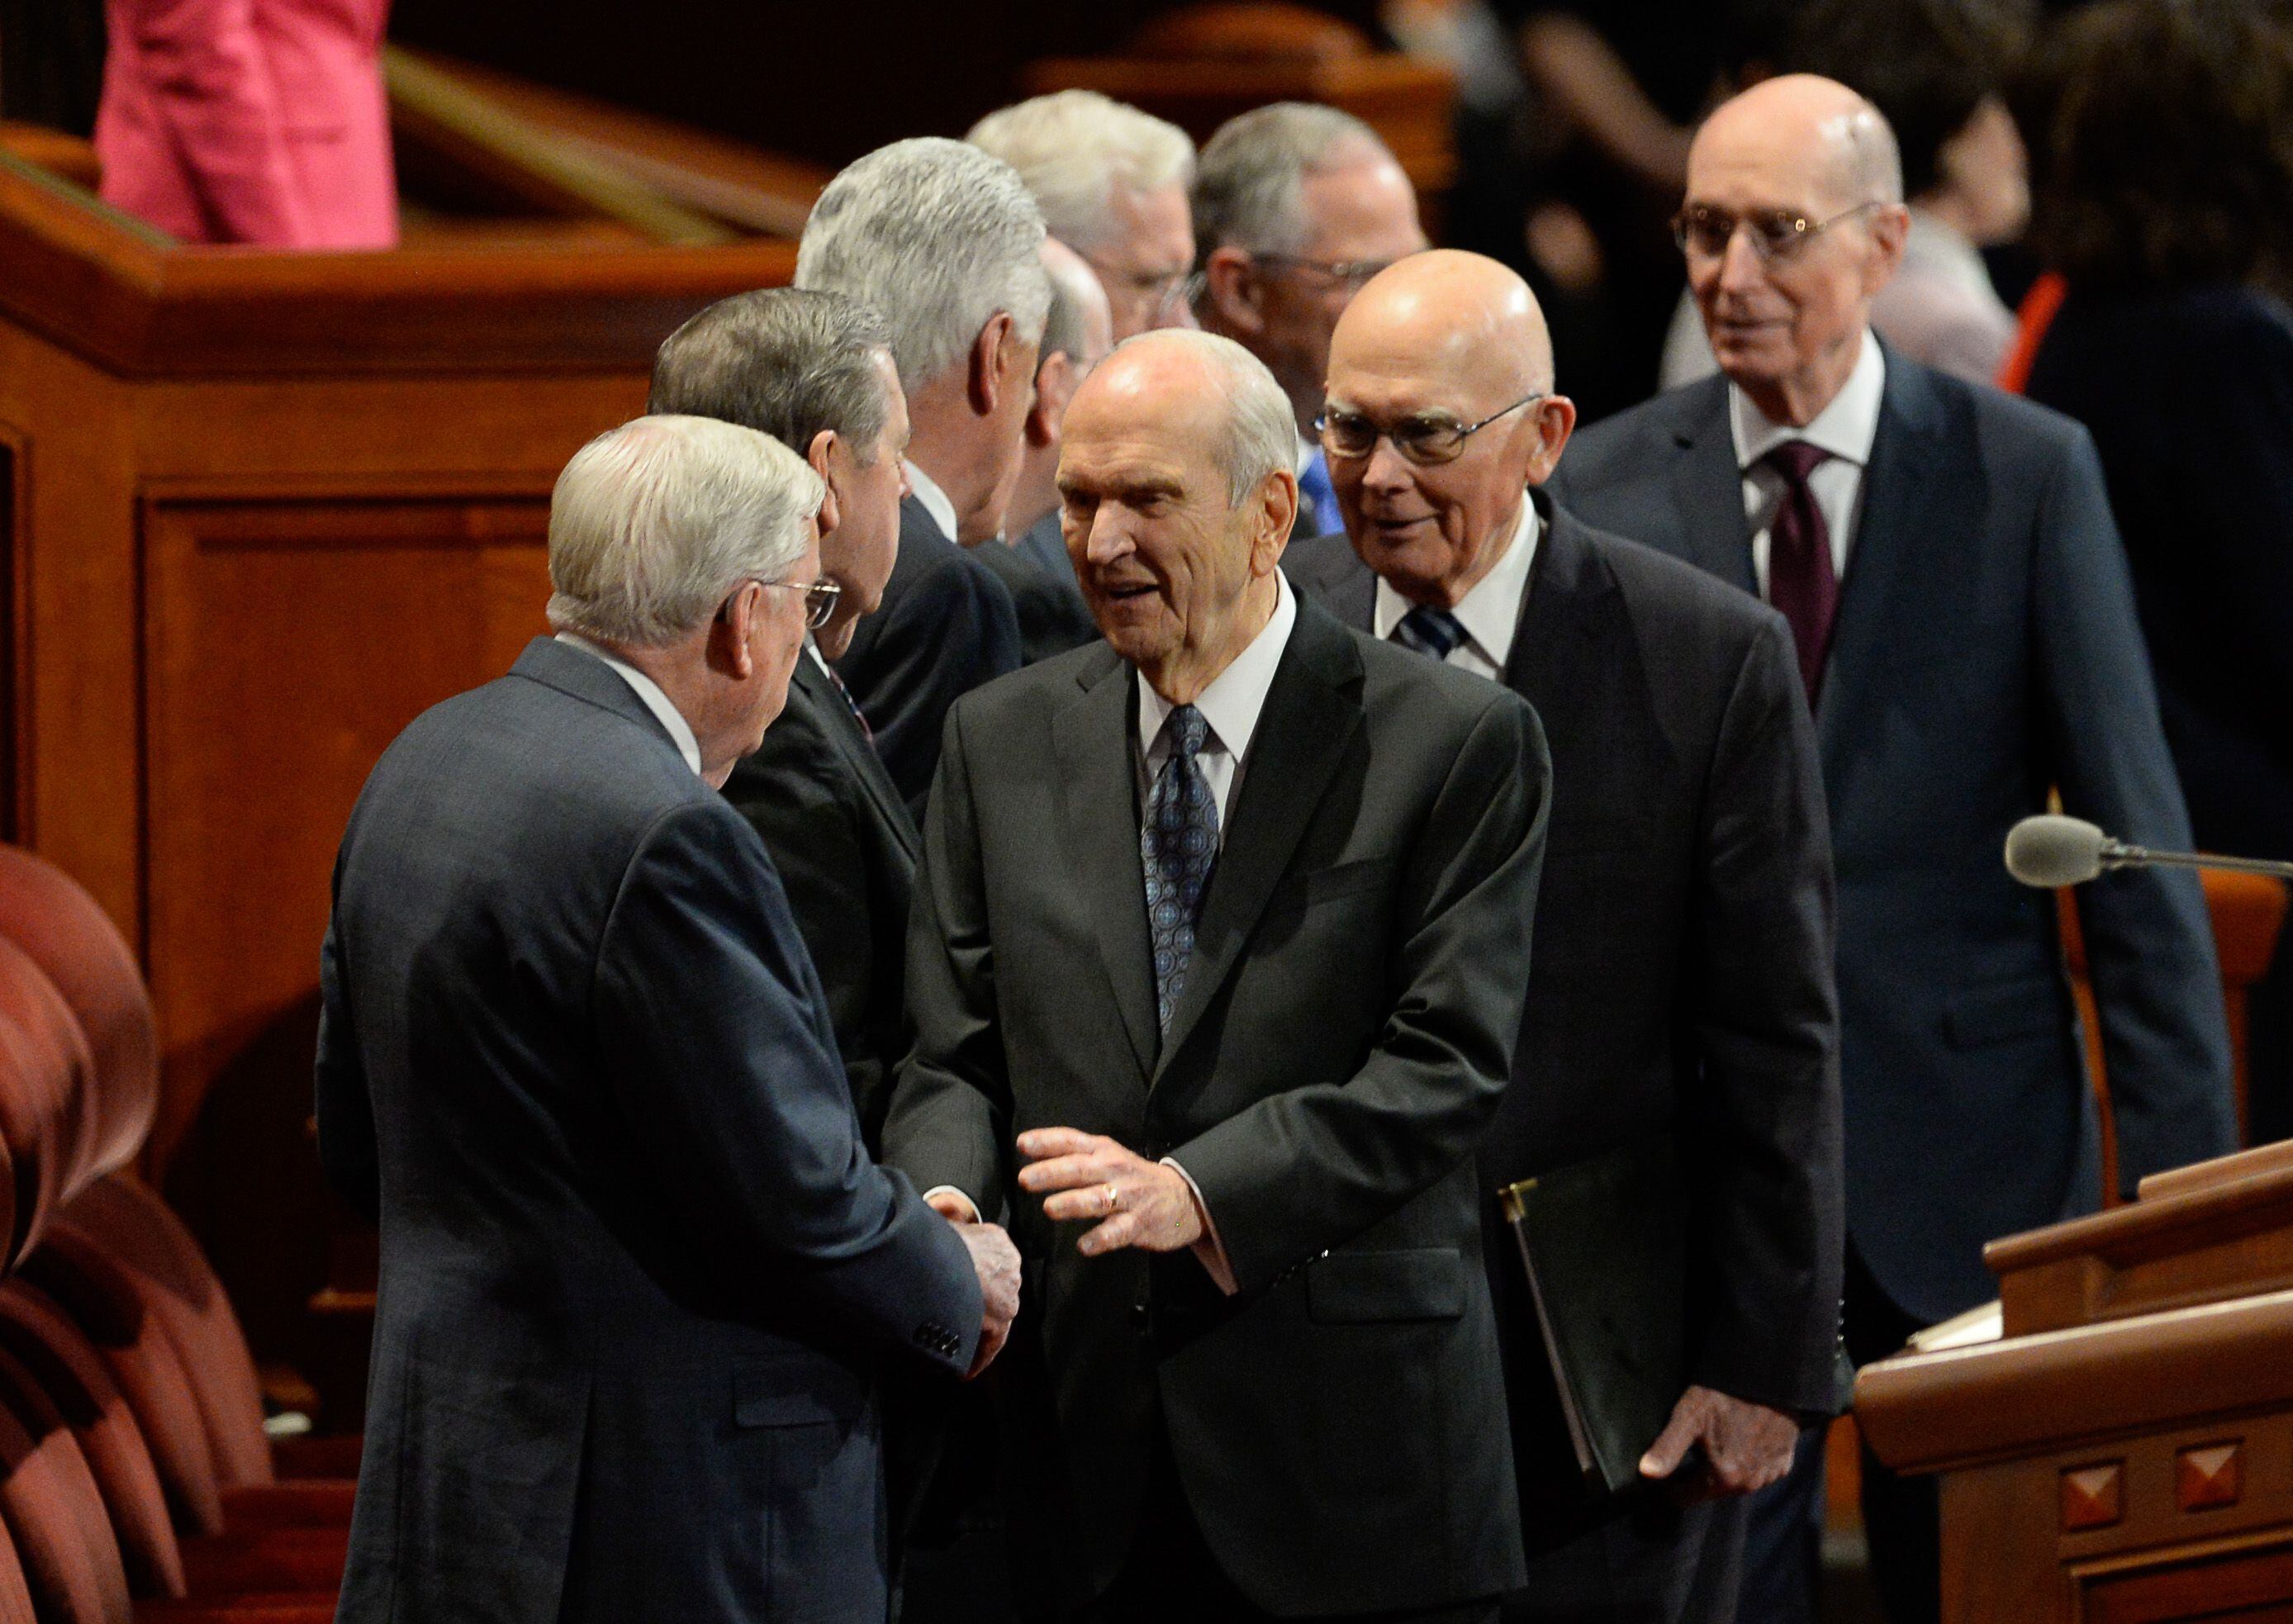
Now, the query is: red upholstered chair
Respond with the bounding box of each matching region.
[0,1518,39,1624]
[0,847,157,1190]
[0,934,89,1264]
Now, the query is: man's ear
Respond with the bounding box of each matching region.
[1253,468,1300,573]
[807,430,845,536]
[1028,351,1077,450]
[968,311,1019,417]
[1201,245,1265,336]
[1862,203,1912,295]
[1523,395,1579,486]
[714,582,762,679]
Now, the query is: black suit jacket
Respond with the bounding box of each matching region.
[1550,348,2238,1322]
[981,513,1101,664]
[1287,496,1844,1470]
[317,638,979,1624]
[883,595,1550,1615]
[2025,282,2293,862]
[721,649,919,1142]
[833,493,1022,824]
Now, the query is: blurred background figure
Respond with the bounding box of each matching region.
[2019,0,2293,1147]
[1664,0,2035,388]
[968,88,1199,340]
[1191,101,1430,537]
[93,0,397,247]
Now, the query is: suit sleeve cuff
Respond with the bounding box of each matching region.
[1161,1157,1239,1296]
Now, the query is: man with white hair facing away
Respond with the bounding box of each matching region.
[968,88,1199,340]
[1191,102,1431,537]
[883,330,1550,1620]
[798,136,1049,823]
[318,415,1020,1623]
[1550,75,2234,1622]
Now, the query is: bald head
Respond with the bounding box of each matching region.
[1694,75,1903,216]
[1320,249,1576,611]
[1682,75,1911,426]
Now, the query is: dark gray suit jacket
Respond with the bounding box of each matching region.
[883,594,1550,1616]
[984,512,1100,664]
[1287,495,1844,1476]
[317,637,980,1624]
[722,650,919,1141]
[833,494,1022,825]
[1550,349,2238,1322]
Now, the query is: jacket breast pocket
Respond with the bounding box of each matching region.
[1305,1247,1465,1324]
[1279,857,1391,910]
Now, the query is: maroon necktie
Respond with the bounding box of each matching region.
[1765,440,1839,703]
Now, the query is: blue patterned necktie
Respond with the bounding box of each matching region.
[813,639,876,745]
[1142,704,1220,1030]
[1391,605,1468,662]
[1298,447,1338,537]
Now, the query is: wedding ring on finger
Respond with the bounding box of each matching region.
[1104,1183,1123,1215]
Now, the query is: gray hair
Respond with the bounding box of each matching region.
[1117,330,1298,506]
[648,288,895,463]
[546,415,824,648]
[795,138,1052,392]
[1191,102,1393,262]
[966,91,1196,254]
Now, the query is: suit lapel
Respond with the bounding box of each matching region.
[1666,379,1759,595]
[1155,599,1365,1079]
[794,656,919,861]
[1502,494,1609,695]
[1052,654,1159,1083]
[1816,352,1947,771]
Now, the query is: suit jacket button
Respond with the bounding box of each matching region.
[1130,1301,1151,1330]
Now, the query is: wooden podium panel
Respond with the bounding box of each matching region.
[0,142,796,1392]
[1860,1144,2293,1621]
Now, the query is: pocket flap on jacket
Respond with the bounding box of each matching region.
[1944,976,2066,1049]
[733,1360,866,1428]
[1305,1247,1465,1323]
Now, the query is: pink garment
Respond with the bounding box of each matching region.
[96,0,397,249]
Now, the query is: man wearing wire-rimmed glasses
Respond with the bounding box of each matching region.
[1192,102,1431,537]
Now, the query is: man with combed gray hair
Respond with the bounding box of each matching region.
[648,290,922,1142]
[884,329,1550,1619]
[797,136,1047,823]
[320,412,1021,1624]
[968,88,1198,340]
[1192,102,1429,539]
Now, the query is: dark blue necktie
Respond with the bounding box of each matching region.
[1390,605,1468,662]
[813,639,876,745]
[1142,704,1219,1030]
[1298,447,1338,537]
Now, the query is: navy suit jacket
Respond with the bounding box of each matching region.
[316,637,980,1624]
[1550,349,2237,1321]
[1289,499,1844,1461]
[833,494,1022,824]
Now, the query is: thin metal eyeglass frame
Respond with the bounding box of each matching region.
[1314,391,1549,467]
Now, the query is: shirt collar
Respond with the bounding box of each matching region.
[1137,570,1298,763]
[553,631,704,776]
[1730,327,1887,472]
[1371,496,1541,669]
[1297,430,1318,473]
[904,458,959,544]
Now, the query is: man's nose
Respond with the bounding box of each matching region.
[1085,510,1133,565]
[1716,230,1768,295]
[1361,439,1414,494]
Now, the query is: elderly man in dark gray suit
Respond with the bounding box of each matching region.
[317,415,1020,1624]
[885,330,1550,1621]
[1549,74,2236,1623]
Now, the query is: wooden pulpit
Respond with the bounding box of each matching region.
[1857,1139,2293,1621]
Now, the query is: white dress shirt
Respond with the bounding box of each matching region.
[904,458,958,544]
[554,632,702,776]
[1370,497,1541,678]
[1133,570,1300,832]
[1731,331,1887,600]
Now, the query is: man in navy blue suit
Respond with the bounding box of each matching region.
[318,415,1020,1624]
[1550,74,2236,1623]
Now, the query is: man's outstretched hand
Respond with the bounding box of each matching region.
[950,1216,1020,1379]
[1639,1385,1799,1501]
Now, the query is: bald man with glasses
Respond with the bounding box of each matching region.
[1288,248,1844,1624]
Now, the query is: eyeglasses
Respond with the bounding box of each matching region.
[1315,392,1547,467]
[1251,254,1398,293]
[1670,201,1884,263]
[1085,259,1194,316]
[726,577,843,629]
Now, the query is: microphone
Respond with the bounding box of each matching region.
[2005,814,2293,888]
